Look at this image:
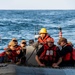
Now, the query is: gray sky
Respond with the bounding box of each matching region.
[0,0,75,10]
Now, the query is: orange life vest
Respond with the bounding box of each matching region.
[62,44,73,61]
[15,45,21,51]
[4,46,21,59]
[38,35,50,44]
[40,44,57,62]
[0,51,16,62]
[72,48,75,60]
[0,52,5,57]
[63,53,71,61]
[7,53,16,62]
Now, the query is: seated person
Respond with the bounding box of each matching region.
[16,40,26,65]
[68,41,75,66]
[0,49,15,63]
[11,38,18,45]
[4,38,20,51]
[9,39,21,51]
[38,28,51,45]
[20,40,26,54]
[35,37,61,67]
[29,39,34,46]
[53,37,74,67]
[4,41,20,63]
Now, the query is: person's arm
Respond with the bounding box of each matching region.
[22,47,26,55]
[35,46,45,66]
[52,57,62,68]
[56,47,62,66]
[36,46,44,56]
[52,47,62,67]
[35,55,45,66]
[56,57,62,65]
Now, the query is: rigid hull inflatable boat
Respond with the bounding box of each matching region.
[0,45,75,75]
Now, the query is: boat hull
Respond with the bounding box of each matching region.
[0,64,75,75]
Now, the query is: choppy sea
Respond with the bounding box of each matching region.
[0,10,75,52]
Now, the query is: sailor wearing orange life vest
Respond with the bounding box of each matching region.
[16,40,26,65]
[0,49,16,63]
[4,41,21,62]
[57,37,74,67]
[68,41,75,64]
[10,38,21,51]
[35,37,61,67]
[38,28,51,45]
[4,38,21,51]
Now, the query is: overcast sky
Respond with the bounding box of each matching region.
[0,0,75,10]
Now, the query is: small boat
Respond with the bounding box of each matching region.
[0,64,15,75]
[0,63,75,75]
[0,45,75,75]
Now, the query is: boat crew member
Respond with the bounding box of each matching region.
[0,49,15,63]
[55,37,74,67]
[68,41,75,66]
[16,40,26,65]
[38,28,51,45]
[4,38,20,51]
[10,38,21,51]
[11,38,18,45]
[35,37,61,67]
[4,41,21,63]
[29,39,34,46]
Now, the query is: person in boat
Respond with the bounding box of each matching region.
[38,28,51,45]
[4,41,20,63]
[4,38,21,51]
[0,49,15,63]
[8,41,17,51]
[29,39,34,46]
[6,41,19,63]
[54,37,74,67]
[35,37,61,67]
[68,41,75,66]
[68,41,73,48]
[10,38,21,51]
[11,38,18,45]
[16,40,26,65]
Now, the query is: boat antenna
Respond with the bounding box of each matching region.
[34,26,37,41]
[35,26,37,35]
[34,25,39,41]
[58,27,62,38]
[0,35,2,43]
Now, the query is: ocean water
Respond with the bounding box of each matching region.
[0,10,75,51]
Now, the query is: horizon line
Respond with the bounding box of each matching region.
[0,8,75,10]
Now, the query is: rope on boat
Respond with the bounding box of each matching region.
[26,48,36,62]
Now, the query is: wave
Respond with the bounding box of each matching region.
[0,10,75,51]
